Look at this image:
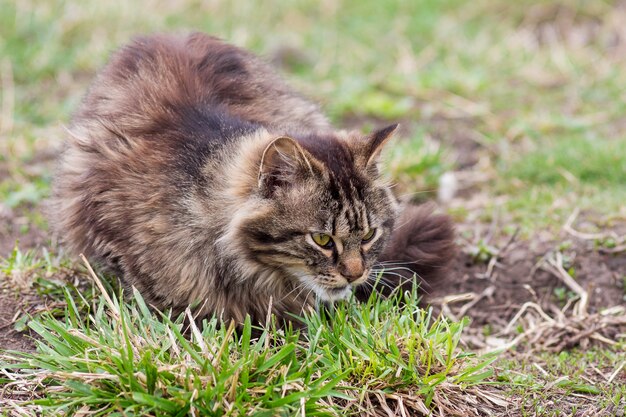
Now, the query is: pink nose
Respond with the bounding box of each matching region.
[339,257,364,282]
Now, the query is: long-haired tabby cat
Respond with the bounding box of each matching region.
[51,32,455,324]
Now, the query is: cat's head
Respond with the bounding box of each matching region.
[236,125,399,301]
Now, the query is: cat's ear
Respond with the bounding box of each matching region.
[258,136,321,196]
[355,124,399,170]
[365,124,398,166]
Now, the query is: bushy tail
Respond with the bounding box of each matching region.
[358,203,456,299]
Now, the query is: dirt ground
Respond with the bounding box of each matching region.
[431,223,626,315]
[0,291,36,352]
[427,225,626,349]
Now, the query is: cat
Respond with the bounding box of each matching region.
[50,32,455,324]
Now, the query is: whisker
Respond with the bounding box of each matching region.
[280,282,306,302]
[299,288,316,315]
[365,274,398,291]
[293,283,312,302]
[377,260,426,266]
[377,259,452,269]
[369,269,432,295]
[372,266,416,273]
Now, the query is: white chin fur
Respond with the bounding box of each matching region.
[314,285,352,302]
[291,273,352,303]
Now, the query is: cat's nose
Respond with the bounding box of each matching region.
[339,257,364,283]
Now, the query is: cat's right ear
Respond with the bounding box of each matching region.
[363,124,399,168]
[258,137,320,196]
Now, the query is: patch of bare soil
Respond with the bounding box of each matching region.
[429,236,624,323]
[425,216,626,347]
[0,264,83,357]
[0,290,35,352]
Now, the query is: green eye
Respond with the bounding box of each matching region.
[362,229,376,243]
[311,233,334,249]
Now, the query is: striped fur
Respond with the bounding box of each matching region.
[50,32,455,325]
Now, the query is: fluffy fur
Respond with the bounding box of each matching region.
[50,32,455,324]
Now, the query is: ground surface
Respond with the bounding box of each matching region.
[1,0,626,415]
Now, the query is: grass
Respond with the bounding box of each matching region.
[497,134,626,229]
[1,0,625,415]
[497,349,626,416]
[1,259,499,416]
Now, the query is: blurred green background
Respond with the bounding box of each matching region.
[1,0,625,240]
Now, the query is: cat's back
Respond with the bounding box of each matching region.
[75,33,254,141]
[75,32,329,138]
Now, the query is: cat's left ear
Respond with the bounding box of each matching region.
[258,136,322,197]
[358,124,399,169]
